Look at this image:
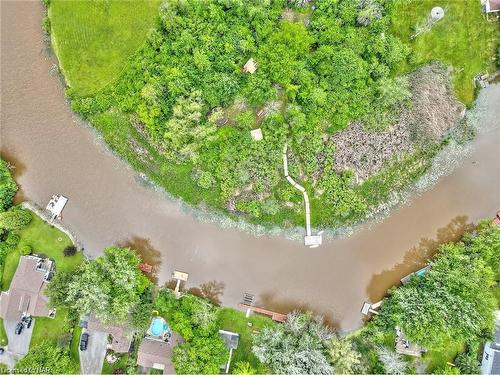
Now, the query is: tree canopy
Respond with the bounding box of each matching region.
[68,0,428,228]
[47,246,150,323]
[252,312,334,374]
[15,342,77,374]
[377,223,500,351]
[155,290,228,374]
[0,159,17,212]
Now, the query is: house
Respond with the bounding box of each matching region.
[137,334,183,374]
[481,311,500,375]
[0,255,55,321]
[86,313,132,353]
[482,0,500,20]
[219,330,240,373]
[243,58,257,74]
[137,338,173,373]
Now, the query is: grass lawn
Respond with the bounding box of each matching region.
[218,308,275,372]
[102,352,129,374]
[0,319,7,346]
[31,307,72,347]
[70,324,82,372]
[423,340,464,372]
[390,0,499,106]
[48,0,161,96]
[2,213,84,291]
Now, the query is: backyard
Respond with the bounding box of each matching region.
[1,213,83,291]
[390,0,499,105]
[48,0,161,95]
[219,308,275,373]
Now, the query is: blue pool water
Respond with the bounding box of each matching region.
[150,317,169,336]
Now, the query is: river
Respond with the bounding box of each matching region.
[1,1,499,331]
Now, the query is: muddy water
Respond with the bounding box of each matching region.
[1,1,500,331]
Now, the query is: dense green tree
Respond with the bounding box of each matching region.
[65,0,423,229]
[233,361,257,375]
[376,346,407,375]
[47,246,150,323]
[377,224,499,350]
[0,207,32,231]
[15,342,77,374]
[173,334,228,374]
[326,336,363,374]
[0,159,17,212]
[252,312,333,374]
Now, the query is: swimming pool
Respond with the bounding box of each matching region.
[149,317,169,337]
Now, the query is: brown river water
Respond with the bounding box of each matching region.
[1,1,499,331]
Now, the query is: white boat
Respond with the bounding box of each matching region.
[46,194,68,222]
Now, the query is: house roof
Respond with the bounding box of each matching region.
[137,338,173,371]
[493,353,500,375]
[219,330,239,350]
[0,256,52,321]
[87,313,132,353]
[486,0,500,12]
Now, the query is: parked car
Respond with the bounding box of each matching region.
[25,316,33,329]
[0,347,5,354]
[80,332,89,351]
[14,322,24,335]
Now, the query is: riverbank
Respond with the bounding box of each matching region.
[45,0,499,232]
[2,1,500,332]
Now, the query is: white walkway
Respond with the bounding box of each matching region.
[282,144,322,247]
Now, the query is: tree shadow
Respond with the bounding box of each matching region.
[163,279,226,306]
[119,237,162,284]
[0,150,26,203]
[366,215,475,303]
[258,291,340,330]
[188,280,226,306]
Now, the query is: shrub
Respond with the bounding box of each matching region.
[42,16,51,34]
[19,243,32,256]
[63,245,77,257]
[5,232,21,248]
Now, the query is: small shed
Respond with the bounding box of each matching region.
[219,330,240,373]
[250,128,263,141]
[243,58,257,74]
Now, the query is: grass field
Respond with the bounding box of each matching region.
[48,0,161,96]
[218,308,275,372]
[390,0,499,106]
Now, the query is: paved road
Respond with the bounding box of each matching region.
[79,330,108,375]
[4,319,34,356]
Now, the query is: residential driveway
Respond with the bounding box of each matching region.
[4,319,34,356]
[0,350,18,369]
[80,330,108,375]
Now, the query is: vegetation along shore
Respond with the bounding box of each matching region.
[44,0,499,232]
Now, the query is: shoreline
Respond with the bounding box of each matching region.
[20,201,84,254]
[39,2,500,244]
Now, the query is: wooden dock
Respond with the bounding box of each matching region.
[238,303,287,323]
